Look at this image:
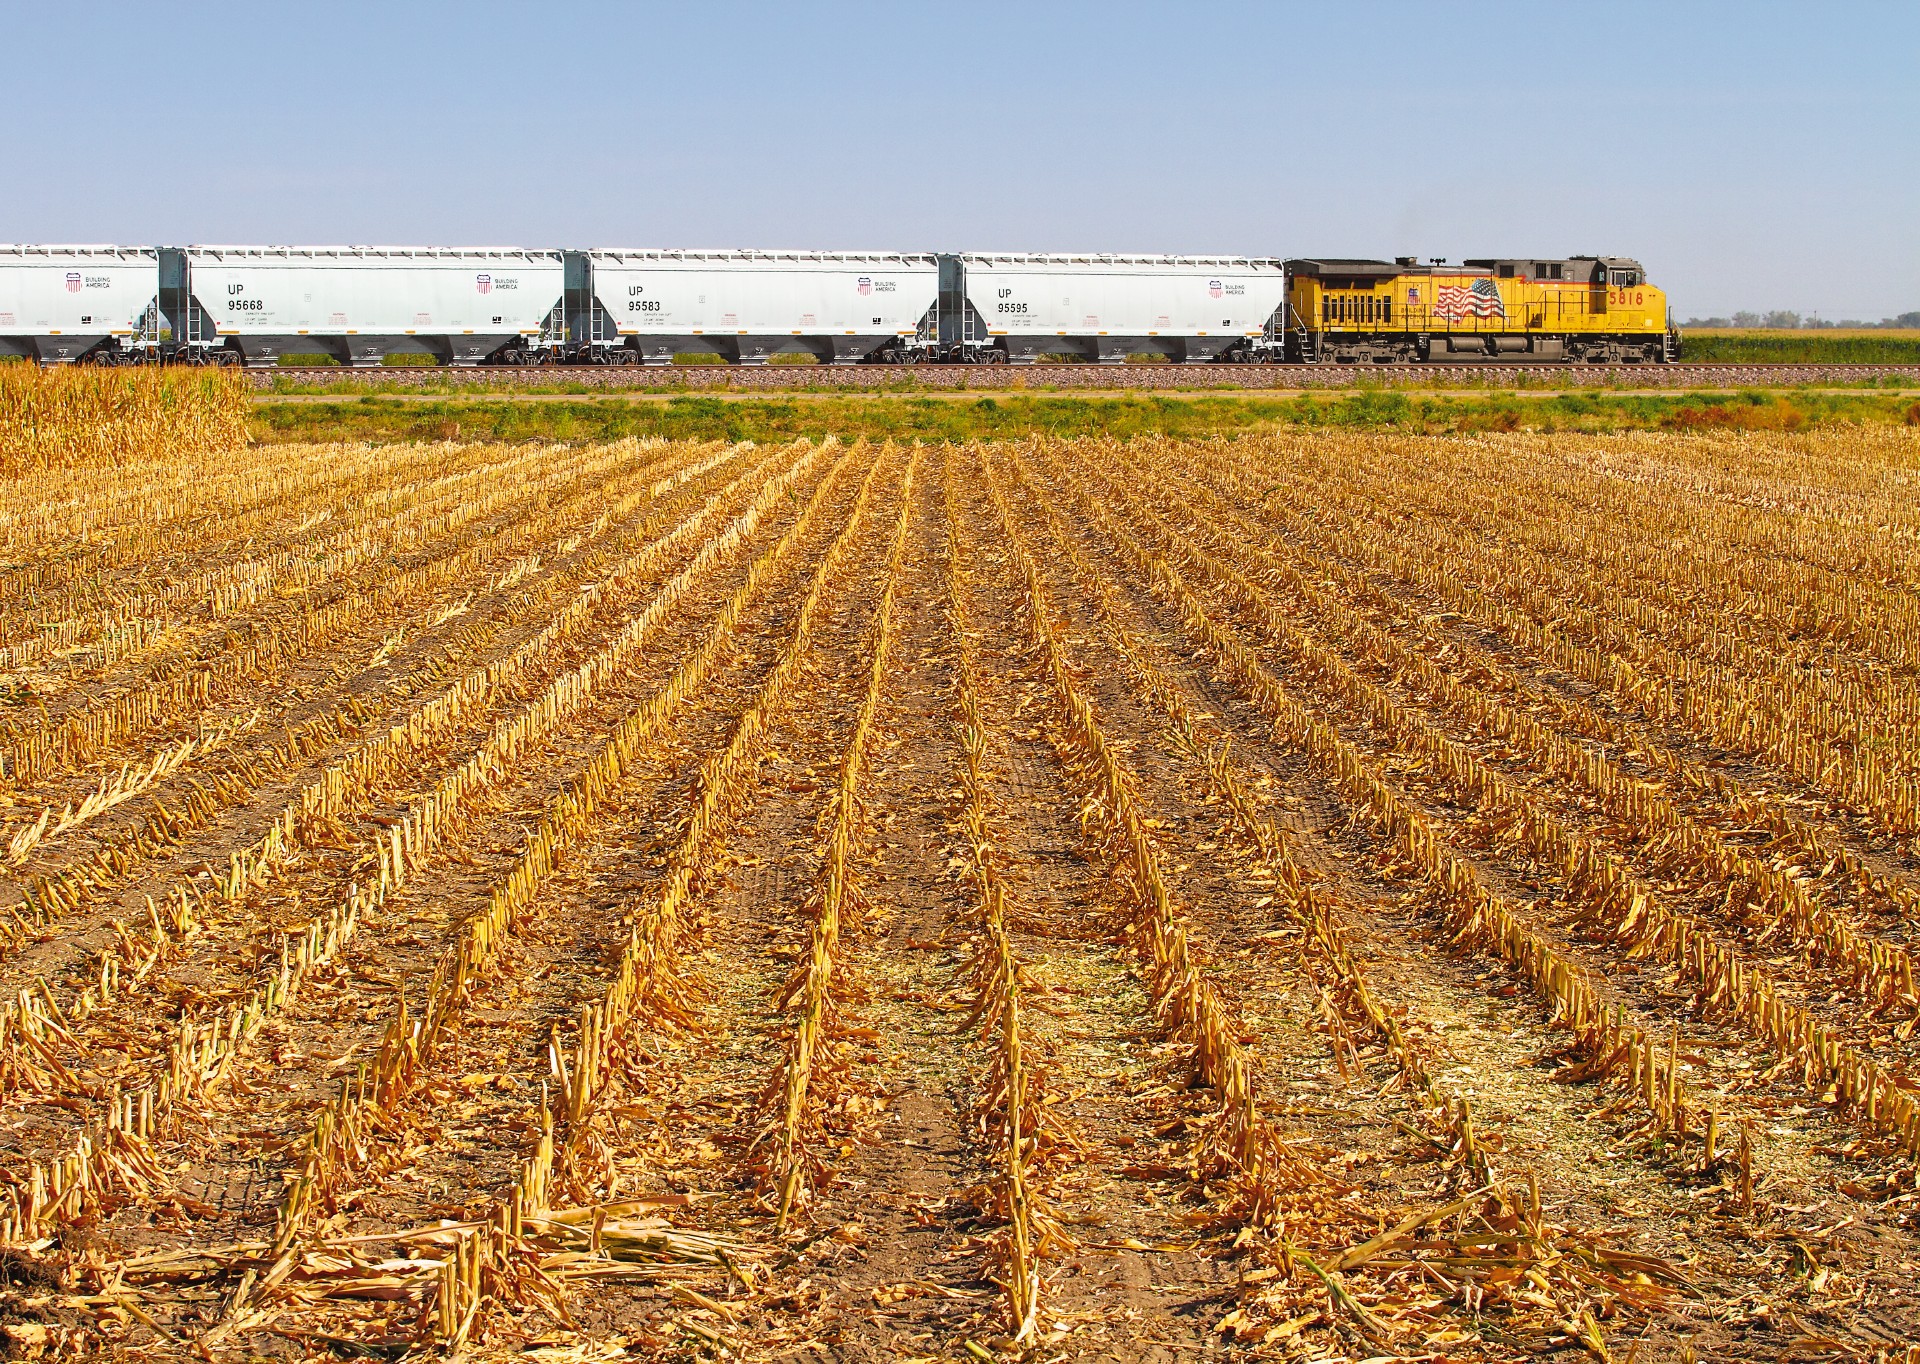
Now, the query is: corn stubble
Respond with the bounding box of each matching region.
[0,403,1916,1359]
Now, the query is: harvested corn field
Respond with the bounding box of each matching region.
[1,427,1919,1362]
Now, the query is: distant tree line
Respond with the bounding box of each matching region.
[1682,310,1920,329]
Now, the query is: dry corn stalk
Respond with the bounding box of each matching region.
[255,441,870,1271]
[547,439,891,1186]
[1105,439,1920,1014]
[758,447,919,1226]
[943,450,1072,1341]
[977,448,1332,1231]
[1006,440,1501,1182]
[4,442,839,1250]
[0,436,687,790]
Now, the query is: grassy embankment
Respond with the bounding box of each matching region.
[250,388,1920,445]
[2,364,1911,458]
[272,331,1920,368]
[1679,329,1920,364]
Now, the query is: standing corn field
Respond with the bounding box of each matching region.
[0,365,248,476]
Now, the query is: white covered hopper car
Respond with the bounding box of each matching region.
[157,246,566,366]
[0,245,159,364]
[569,250,939,365]
[936,253,1289,364]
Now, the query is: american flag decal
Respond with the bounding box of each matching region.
[1433,278,1506,321]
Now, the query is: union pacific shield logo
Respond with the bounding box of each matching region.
[475,274,493,295]
[65,272,82,293]
[1208,279,1223,299]
[856,276,872,296]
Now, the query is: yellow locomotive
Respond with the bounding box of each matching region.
[1284,256,1676,363]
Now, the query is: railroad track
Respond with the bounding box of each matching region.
[247,361,1920,392]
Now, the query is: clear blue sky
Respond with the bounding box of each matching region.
[2,2,1912,320]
